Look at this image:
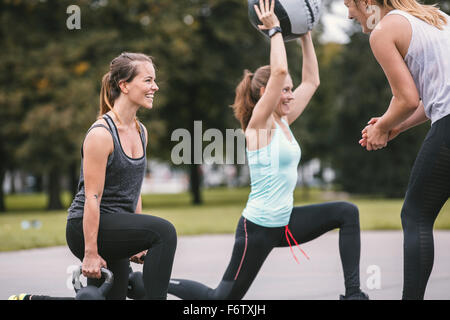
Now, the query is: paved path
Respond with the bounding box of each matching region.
[1,231,450,300]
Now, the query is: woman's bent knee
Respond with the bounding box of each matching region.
[337,201,360,222]
[163,220,177,246]
[333,202,360,230]
[138,215,177,249]
[153,218,177,246]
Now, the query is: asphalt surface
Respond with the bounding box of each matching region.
[1,231,450,300]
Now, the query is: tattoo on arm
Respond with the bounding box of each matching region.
[93,194,99,207]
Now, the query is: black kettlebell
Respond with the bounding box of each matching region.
[72,266,114,300]
[127,265,146,300]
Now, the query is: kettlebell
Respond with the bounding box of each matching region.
[72,266,114,300]
[127,265,146,300]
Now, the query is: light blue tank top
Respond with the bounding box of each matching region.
[242,118,301,227]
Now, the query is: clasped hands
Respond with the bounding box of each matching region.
[359,117,400,151]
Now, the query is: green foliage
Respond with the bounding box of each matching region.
[2,0,450,211]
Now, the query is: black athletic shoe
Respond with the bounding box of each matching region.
[339,291,369,300]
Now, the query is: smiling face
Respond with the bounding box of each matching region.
[275,74,294,117]
[121,61,159,109]
[344,0,378,33]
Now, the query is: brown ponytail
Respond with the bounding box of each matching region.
[99,52,155,134]
[231,66,271,131]
[99,72,121,124]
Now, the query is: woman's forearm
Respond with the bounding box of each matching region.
[270,32,288,75]
[135,195,142,214]
[83,196,101,255]
[299,33,319,86]
[375,95,419,133]
[396,101,429,133]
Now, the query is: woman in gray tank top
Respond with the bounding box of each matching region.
[66,52,177,300]
[344,0,450,299]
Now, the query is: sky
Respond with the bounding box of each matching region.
[320,1,354,44]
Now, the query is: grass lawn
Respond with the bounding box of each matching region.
[1,187,449,252]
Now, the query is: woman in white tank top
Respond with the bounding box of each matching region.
[344,0,450,299]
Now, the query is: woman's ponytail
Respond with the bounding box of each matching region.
[231,66,271,131]
[99,72,113,115]
[232,70,255,131]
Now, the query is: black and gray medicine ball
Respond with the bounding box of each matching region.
[248,0,322,42]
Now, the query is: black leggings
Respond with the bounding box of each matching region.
[66,213,177,300]
[168,201,361,300]
[401,114,450,300]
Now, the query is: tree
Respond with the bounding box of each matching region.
[1,0,121,210]
[154,0,271,204]
[0,0,273,209]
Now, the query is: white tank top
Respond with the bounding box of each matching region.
[386,9,450,124]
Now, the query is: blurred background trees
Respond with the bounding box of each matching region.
[1,0,449,211]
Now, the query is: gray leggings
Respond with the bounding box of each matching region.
[401,113,450,300]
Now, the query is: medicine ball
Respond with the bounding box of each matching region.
[248,0,322,42]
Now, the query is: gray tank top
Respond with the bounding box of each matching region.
[67,114,147,220]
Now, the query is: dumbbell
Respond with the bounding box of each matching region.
[127,265,146,300]
[72,266,114,300]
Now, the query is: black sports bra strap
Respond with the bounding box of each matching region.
[104,113,146,150]
[102,114,119,140]
[138,122,146,148]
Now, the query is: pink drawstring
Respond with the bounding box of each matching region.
[285,226,310,263]
[234,221,309,280]
[234,218,248,280]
